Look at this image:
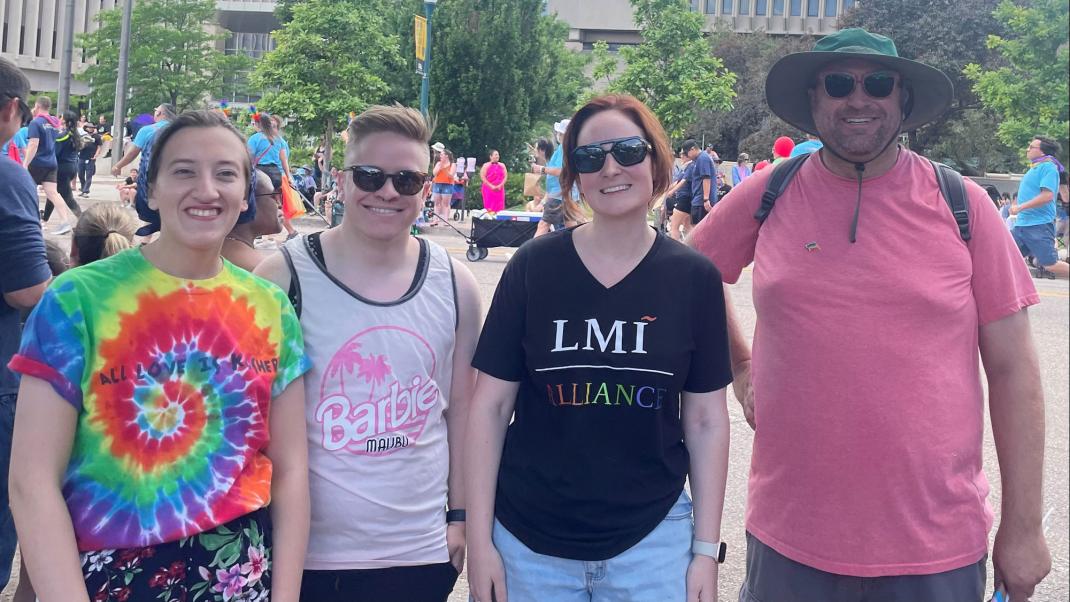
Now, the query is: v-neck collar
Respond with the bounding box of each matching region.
[564,226,663,291]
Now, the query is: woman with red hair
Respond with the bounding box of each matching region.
[466,95,733,602]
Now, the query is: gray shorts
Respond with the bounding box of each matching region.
[739,533,986,602]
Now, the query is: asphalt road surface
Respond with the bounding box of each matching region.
[5,190,1066,601]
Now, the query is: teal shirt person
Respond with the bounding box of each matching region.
[544,145,563,199]
[1015,160,1060,227]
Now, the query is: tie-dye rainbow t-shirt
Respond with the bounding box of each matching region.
[10,248,310,552]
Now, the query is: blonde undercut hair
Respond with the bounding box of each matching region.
[345,104,433,166]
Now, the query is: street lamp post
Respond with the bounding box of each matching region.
[111,0,134,170]
[418,0,437,117]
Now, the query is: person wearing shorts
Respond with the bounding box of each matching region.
[1010,136,1068,279]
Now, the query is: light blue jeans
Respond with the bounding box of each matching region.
[492,490,694,602]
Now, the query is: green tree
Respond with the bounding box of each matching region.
[694,28,812,159]
[78,0,250,118]
[965,0,1069,156]
[429,0,588,166]
[253,0,403,173]
[605,0,735,139]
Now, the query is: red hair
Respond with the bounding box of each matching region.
[560,94,674,204]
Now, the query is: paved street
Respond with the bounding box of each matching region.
[4,180,1068,600]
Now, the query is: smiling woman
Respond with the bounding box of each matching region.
[8,110,312,602]
[465,95,734,602]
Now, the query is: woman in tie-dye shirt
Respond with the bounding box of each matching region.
[8,110,312,602]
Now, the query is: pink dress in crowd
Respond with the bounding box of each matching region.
[481,161,506,213]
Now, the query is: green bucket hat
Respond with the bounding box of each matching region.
[765,28,954,135]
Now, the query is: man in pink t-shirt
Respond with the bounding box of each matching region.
[690,28,1051,602]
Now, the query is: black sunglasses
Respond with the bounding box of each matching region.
[1,94,32,126]
[570,136,652,174]
[345,165,427,196]
[822,71,897,99]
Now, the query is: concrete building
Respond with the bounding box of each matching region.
[0,0,277,99]
[547,0,853,49]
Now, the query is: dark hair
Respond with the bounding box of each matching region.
[147,110,251,190]
[982,185,1001,208]
[1034,136,1061,157]
[63,109,83,151]
[560,94,674,204]
[681,139,698,153]
[536,138,554,160]
[258,113,277,141]
[44,238,70,275]
[157,103,177,120]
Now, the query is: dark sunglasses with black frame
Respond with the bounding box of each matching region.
[0,93,32,126]
[569,136,653,174]
[821,71,898,99]
[344,165,428,196]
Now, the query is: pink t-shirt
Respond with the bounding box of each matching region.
[690,149,1038,577]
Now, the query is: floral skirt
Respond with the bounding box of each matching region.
[81,507,272,602]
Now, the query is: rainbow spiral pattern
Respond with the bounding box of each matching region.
[11,249,308,551]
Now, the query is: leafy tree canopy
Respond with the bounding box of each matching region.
[429,0,588,167]
[965,0,1069,157]
[599,0,735,140]
[78,0,250,118]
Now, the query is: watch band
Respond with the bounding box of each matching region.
[691,539,726,563]
[446,509,466,523]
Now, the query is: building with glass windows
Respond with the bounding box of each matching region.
[0,0,277,99]
[547,0,852,50]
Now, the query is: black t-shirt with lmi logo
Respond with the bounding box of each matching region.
[472,227,732,561]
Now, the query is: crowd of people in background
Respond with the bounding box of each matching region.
[0,23,1066,602]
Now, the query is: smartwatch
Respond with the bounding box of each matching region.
[692,539,727,563]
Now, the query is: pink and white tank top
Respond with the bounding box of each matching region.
[283,234,457,569]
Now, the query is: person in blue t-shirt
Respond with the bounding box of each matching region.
[1010,135,1068,279]
[0,126,27,161]
[790,134,824,157]
[685,138,715,226]
[110,103,175,178]
[248,113,297,239]
[23,96,77,233]
[0,56,52,595]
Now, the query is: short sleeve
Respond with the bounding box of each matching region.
[696,155,714,179]
[8,282,89,409]
[132,124,155,149]
[0,170,50,294]
[963,181,1040,325]
[1039,162,1059,193]
[26,119,42,141]
[683,259,733,393]
[689,166,774,283]
[271,290,312,397]
[472,247,530,381]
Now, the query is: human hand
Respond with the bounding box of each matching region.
[468,540,508,602]
[1009,203,1020,215]
[704,201,712,212]
[686,554,718,602]
[447,522,466,573]
[732,359,755,429]
[110,165,121,177]
[993,522,1050,601]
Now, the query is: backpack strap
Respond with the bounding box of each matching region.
[930,160,971,242]
[280,244,302,319]
[754,153,810,222]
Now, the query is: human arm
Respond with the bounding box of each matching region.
[280,147,293,181]
[9,376,90,602]
[252,251,292,296]
[1010,189,1054,214]
[979,310,1051,600]
[683,388,730,602]
[110,144,141,175]
[496,165,508,191]
[702,178,712,212]
[479,163,489,183]
[265,376,310,602]
[445,261,483,572]
[533,163,562,177]
[723,284,754,429]
[21,137,38,168]
[92,136,103,160]
[1,182,52,309]
[465,374,520,602]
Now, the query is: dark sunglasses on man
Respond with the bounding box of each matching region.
[1,93,32,126]
[570,136,652,174]
[345,165,428,196]
[822,71,898,99]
